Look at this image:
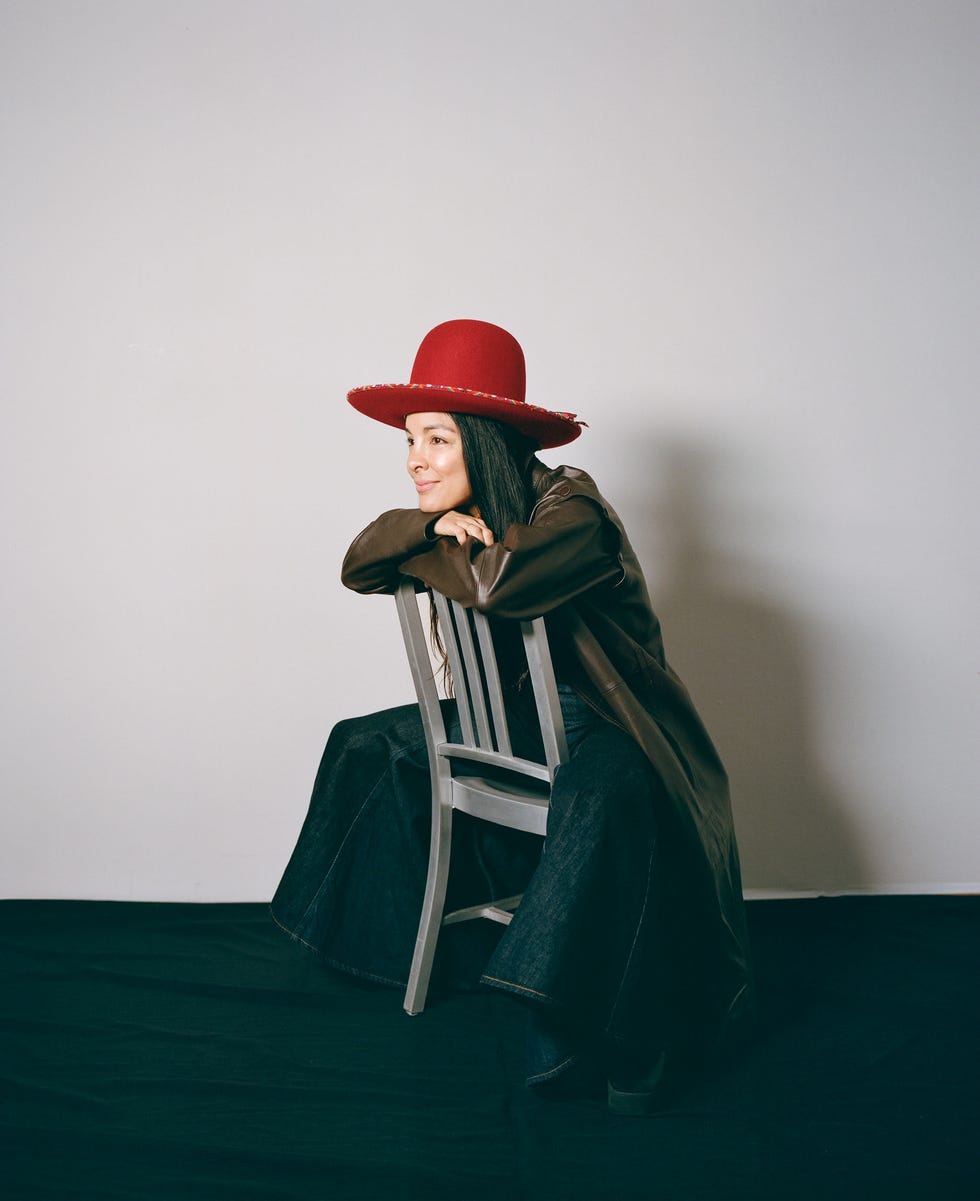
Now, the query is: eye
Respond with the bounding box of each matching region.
[431,435,446,445]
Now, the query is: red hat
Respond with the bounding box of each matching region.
[347,319,585,449]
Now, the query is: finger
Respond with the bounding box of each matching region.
[466,520,492,544]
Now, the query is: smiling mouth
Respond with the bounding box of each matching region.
[414,480,439,491]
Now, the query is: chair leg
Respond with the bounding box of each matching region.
[403,801,453,1015]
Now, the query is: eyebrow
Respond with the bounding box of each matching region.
[405,423,456,434]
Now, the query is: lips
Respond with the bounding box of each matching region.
[414,480,439,493]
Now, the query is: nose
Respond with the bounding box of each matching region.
[407,441,427,474]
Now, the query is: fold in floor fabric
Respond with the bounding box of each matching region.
[1,897,978,1201]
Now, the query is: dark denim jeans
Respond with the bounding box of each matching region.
[271,685,669,1083]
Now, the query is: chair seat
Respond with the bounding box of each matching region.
[452,774,551,835]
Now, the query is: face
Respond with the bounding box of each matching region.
[405,412,473,513]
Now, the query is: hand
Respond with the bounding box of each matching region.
[433,510,495,546]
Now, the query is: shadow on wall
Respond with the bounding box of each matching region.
[619,433,864,895]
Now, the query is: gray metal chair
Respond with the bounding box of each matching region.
[394,580,569,1016]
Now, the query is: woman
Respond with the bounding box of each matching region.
[272,319,752,1113]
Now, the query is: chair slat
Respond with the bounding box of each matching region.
[432,591,475,744]
[448,598,494,748]
[472,608,512,756]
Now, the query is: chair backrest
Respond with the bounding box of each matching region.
[395,580,568,785]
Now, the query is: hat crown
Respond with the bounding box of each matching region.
[409,319,526,402]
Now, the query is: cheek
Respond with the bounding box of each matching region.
[432,447,465,481]
[449,456,471,493]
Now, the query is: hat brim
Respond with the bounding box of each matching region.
[347,383,583,449]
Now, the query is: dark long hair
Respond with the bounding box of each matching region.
[429,413,537,692]
[452,412,537,538]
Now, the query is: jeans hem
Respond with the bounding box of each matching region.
[480,973,560,1007]
[525,1053,582,1086]
[269,905,407,990]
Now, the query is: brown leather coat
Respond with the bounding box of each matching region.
[342,459,753,1037]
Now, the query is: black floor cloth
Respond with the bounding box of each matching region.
[1,896,977,1201]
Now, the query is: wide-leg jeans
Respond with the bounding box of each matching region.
[271,687,673,1082]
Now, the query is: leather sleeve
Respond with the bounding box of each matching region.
[340,508,442,595]
[398,494,624,620]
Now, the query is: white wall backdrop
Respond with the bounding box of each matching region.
[2,0,977,900]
